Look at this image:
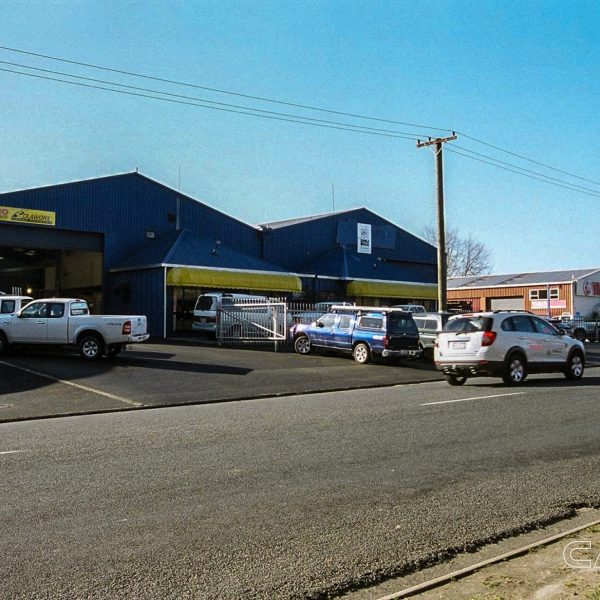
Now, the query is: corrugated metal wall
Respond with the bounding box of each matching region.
[448,283,573,317]
[262,208,436,273]
[107,268,165,337]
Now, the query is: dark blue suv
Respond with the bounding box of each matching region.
[291,306,422,364]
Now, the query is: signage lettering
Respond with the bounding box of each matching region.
[0,206,56,227]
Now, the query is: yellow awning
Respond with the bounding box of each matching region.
[167,267,302,292]
[347,280,438,299]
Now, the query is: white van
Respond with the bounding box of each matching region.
[192,293,268,334]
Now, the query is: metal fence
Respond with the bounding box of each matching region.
[215,300,340,349]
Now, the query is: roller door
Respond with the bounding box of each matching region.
[490,297,524,311]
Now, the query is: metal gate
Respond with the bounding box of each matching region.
[216,300,289,346]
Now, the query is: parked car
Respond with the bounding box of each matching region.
[0,298,149,360]
[290,301,354,324]
[392,304,427,314]
[412,312,451,356]
[292,306,422,364]
[0,295,33,315]
[192,292,267,335]
[550,314,599,342]
[434,311,585,386]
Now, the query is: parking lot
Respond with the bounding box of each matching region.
[0,340,444,422]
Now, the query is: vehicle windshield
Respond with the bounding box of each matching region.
[388,314,418,334]
[443,316,490,333]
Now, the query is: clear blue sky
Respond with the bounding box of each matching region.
[2,0,599,274]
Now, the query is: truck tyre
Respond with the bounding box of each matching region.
[0,332,8,356]
[294,335,312,355]
[353,342,370,364]
[78,334,105,361]
[106,343,125,358]
[564,351,585,380]
[502,352,527,386]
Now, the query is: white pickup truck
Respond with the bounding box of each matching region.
[0,298,149,360]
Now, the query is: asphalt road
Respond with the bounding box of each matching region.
[1,371,600,599]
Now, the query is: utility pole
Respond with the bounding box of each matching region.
[417,132,457,312]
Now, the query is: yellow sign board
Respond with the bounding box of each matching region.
[0,206,56,227]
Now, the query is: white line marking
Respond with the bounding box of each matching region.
[0,450,21,455]
[0,360,143,407]
[421,392,526,406]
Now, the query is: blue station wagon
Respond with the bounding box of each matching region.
[291,306,422,364]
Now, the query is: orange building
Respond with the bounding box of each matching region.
[447,269,600,318]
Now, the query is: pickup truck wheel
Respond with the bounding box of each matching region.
[502,353,527,386]
[0,332,8,356]
[79,334,104,361]
[565,351,585,380]
[294,335,312,355]
[106,343,125,358]
[353,342,370,364]
[573,328,587,342]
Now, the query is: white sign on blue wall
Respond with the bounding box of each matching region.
[357,223,372,254]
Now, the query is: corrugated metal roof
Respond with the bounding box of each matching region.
[261,208,360,230]
[448,268,600,289]
[112,230,292,273]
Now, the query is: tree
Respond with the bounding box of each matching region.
[422,226,493,277]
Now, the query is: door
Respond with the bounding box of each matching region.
[46,302,68,343]
[311,313,337,346]
[10,301,49,342]
[509,314,541,361]
[530,316,568,364]
[331,314,355,351]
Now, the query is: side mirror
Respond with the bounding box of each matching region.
[317,322,324,328]
[558,328,566,336]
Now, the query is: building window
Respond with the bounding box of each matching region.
[529,288,559,300]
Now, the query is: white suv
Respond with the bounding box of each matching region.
[434,311,585,386]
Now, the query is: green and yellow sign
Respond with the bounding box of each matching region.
[0,206,56,227]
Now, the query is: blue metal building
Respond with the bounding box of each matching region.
[0,173,437,337]
[260,209,437,305]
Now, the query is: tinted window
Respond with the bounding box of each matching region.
[443,317,489,333]
[48,303,65,318]
[70,302,89,316]
[512,315,535,333]
[531,317,558,335]
[425,319,438,331]
[1,300,16,314]
[413,317,426,331]
[388,314,418,334]
[196,296,218,310]
[317,314,336,328]
[20,302,48,318]
[501,317,516,331]
[358,316,384,330]
[336,315,353,329]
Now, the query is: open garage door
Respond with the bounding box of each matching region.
[490,297,525,311]
[0,224,103,306]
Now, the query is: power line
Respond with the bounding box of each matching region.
[0,59,425,139]
[453,144,600,195]
[446,147,600,199]
[0,44,452,134]
[456,131,600,187]
[0,67,418,141]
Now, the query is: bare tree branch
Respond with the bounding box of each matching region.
[422,226,493,277]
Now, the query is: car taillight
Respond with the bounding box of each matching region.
[122,321,131,335]
[384,335,389,348]
[481,331,496,346]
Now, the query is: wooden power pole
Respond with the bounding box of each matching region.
[417,132,457,312]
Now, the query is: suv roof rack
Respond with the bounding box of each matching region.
[491,309,535,314]
[331,305,412,314]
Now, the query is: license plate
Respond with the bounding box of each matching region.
[451,341,466,349]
